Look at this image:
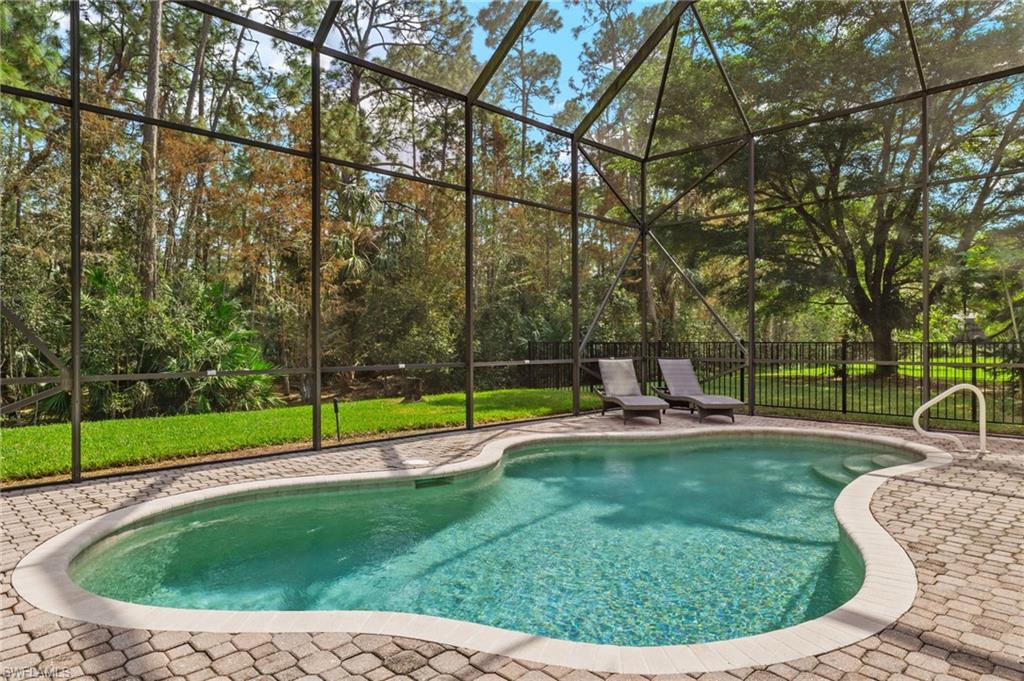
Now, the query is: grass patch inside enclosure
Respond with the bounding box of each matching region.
[1,388,603,483]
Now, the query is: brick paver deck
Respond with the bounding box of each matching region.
[2,413,1022,681]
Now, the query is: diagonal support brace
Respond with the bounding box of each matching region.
[579,232,643,351]
[648,230,746,356]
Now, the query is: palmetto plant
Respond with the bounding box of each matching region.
[75,266,281,420]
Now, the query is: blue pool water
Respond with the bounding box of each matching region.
[70,435,916,645]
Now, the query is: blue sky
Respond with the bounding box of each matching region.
[468,1,600,121]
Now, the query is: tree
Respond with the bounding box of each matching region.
[564,0,670,153]
[654,0,1023,375]
[137,0,162,301]
[478,1,561,176]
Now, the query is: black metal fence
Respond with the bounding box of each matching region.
[527,339,1024,428]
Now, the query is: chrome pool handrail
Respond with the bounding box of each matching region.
[913,383,987,454]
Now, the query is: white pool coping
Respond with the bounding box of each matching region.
[12,426,952,674]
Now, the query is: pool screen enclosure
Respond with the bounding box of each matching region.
[2,0,1022,483]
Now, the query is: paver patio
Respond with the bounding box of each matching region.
[2,412,1022,681]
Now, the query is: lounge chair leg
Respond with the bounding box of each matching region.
[658,412,662,424]
[730,413,735,423]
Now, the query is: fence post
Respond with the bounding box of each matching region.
[970,339,978,423]
[527,341,535,389]
[739,340,746,403]
[841,333,848,414]
[654,339,661,386]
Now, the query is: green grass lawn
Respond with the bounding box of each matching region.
[1,388,603,482]
[759,356,1015,382]
[700,370,1021,432]
[4,375,1020,484]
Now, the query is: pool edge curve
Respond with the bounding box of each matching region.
[11,426,953,674]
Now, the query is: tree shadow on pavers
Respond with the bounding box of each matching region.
[887,623,1014,678]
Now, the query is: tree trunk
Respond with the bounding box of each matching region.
[166,14,210,275]
[868,320,898,378]
[400,377,423,403]
[184,14,211,124]
[137,0,163,301]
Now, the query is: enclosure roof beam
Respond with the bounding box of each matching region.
[314,1,341,49]
[691,4,752,137]
[648,133,751,163]
[176,2,314,49]
[644,18,679,160]
[574,2,691,141]
[321,154,465,191]
[77,98,310,157]
[647,61,1024,161]
[150,1,1024,154]
[3,87,634,227]
[645,140,748,225]
[475,100,646,162]
[576,137,645,163]
[319,46,467,101]
[652,161,1024,234]
[578,144,642,225]
[899,1,928,91]
[468,2,541,103]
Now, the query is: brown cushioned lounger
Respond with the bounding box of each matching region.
[654,358,744,423]
[597,359,668,424]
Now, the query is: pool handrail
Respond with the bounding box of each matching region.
[913,383,987,453]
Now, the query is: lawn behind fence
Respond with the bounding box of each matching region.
[2,389,603,482]
[4,372,1019,483]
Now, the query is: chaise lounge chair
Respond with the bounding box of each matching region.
[597,359,668,424]
[654,358,744,423]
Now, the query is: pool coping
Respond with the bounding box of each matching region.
[11,426,952,674]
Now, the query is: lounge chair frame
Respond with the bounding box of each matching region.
[654,358,744,423]
[597,359,668,424]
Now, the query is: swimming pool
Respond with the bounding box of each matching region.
[68,433,920,647]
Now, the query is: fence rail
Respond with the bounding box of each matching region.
[527,339,1024,428]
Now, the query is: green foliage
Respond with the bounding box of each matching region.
[3,1,1022,447]
[479,2,562,120]
[75,264,281,419]
[0,0,67,95]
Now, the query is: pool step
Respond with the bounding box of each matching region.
[811,460,856,487]
[841,453,878,476]
[872,453,909,469]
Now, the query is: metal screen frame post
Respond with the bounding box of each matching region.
[921,94,931,429]
[640,162,649,393]
[311,48,323,449]
[746,136,756,416]
[640,230,649,392]
[464,103,475,429]
[70,0,82,482]
[571,141,581,414]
